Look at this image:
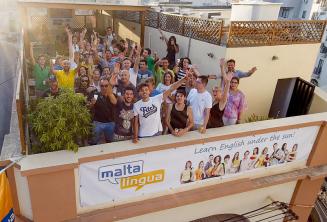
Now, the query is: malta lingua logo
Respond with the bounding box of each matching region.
[98,160,144,184]
[120,169,165,191]
[98,160,164,191]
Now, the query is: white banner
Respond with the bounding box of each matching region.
[79,126,320,207]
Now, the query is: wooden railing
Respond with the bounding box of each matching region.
[114,10,224,45]
[28,10,326,47]
[227,20,327,47]
[16,29,28,155]
[115,11,326,47]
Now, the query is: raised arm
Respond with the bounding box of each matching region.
[65,25,74,62]
[247,67,257,76]
[107,75,118,105]
[163,75,188,101]
[79,27,87,45]
[219,76,231,111]
[159,28,168,45]
[133,44,141,74]
[29,42,36,66]
[219,58,228,83]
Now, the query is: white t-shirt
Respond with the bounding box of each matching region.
[133,94,163,137]
[187,88,212,125]
[129,68,137,87]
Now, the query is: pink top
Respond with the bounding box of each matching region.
[223,90,247,119]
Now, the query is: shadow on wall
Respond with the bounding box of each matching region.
[115,19,141,44]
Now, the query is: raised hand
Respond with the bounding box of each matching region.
[64,25,70,33]
[124,41,128,50]
[219,58,225,67]
[250,67,257,73]
[113,62,121,74]
[131,42,136,50]
[135,44,142,55]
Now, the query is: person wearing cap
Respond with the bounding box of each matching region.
[42,75,61,98]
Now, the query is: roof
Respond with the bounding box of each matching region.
[17,0,151,11]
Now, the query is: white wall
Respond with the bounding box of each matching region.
[231,3,281,21]
[14,167,33,220]
[146,26,321,119]
[118,181,297,222]
[225,43,320,119]
[145,26,226,77]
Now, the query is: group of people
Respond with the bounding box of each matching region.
[180,143,298,184]
[30,25,257,145]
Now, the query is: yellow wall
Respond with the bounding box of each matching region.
[114,19,140,44]
[225,44,320,120]
[309,87,327,114]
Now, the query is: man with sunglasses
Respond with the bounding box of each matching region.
[89,77,116,144]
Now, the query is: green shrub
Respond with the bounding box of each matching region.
[29,90,91,153]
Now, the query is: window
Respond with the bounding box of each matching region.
[302,10,307,18]
[280,8,290,18]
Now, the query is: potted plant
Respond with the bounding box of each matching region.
[245,113,273,123]
[29,90,91,153]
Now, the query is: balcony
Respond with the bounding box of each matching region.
[2,1,327,222]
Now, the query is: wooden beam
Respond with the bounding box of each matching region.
[289,177,324,222]
[140,11,145,47]
[17,1,150,11]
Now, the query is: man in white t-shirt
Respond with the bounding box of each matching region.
[133,75,188,143]
[187,75,212,134]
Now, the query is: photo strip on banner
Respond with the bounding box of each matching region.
[79,126,320,207]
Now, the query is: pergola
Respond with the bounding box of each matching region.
[18,0,151,54]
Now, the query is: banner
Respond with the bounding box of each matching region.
[79,126,320,207]
[0,172,15,222]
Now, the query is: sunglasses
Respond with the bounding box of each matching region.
[100,84,109,88]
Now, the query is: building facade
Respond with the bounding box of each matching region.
[267,0,327,90]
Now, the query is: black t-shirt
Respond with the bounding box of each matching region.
[93,93,115,123]
[114,100,134,136]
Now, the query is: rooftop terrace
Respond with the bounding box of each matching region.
[2,2,327,222]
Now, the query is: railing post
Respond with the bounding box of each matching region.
[140,11,145,47]
[218,20,224,45]
[182,16,186,36]
[271,21,276,46]
[226,22,233,47]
